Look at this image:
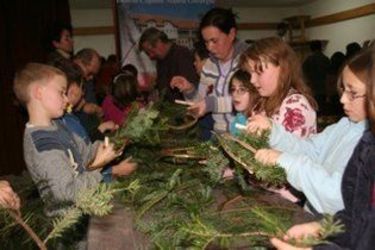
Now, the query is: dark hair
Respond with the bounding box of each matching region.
[138,27,170,51]
[199,8,237,34]
[310,40,322,52]
[229,69,255,91]
[346,42,361,59]
[46,22,73,52]
[51,59,83,89]
[107,54,118,63]
[330,51,345,74]
[337,48,372,94]
[193,41,209,60]
[229,69,259,116]
[111,73,138,109]
[121,64,138,77]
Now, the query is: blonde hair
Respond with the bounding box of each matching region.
[240,37,317,116]
[13,63,65,106]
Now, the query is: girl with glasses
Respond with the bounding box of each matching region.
[246,48,371,216]
[270,47,375,250]
[228,69,259,136]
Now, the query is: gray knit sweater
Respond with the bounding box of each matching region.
[23,120,102,216]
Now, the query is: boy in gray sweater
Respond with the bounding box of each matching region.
[13,63,136,216]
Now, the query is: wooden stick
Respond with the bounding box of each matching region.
[8,209,47,250]
[224,133,257,154]
[174,99,194,106]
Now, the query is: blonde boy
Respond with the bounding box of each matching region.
[14,63,135,215]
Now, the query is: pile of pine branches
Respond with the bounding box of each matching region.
[1,101,343,249]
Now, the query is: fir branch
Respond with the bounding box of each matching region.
[250,206,288,236]
[136,169,182,220]
[288,215,345,248]
[75,184,114,216]
[43,208,82,244]
[110,103,167,149]
[319,214,345,239]
[214,132,287,186]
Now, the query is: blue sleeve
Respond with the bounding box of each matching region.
[277,152,345,214]
[230,113,247,136]
[100,166,113,183]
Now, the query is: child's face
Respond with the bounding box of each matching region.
[340,66,367,122]
[193,53,207,75]
[246,59,280,97]
[39,75,68,119]
[230,79,251,113]
[67,83,83,107]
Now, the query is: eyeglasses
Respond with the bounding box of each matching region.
[229,87,249,95]
[340,87,366,101]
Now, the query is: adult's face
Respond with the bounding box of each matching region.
[53,29,74,53]
[142,40,165,60]
[201,26,235,62]
[83,55,101,81]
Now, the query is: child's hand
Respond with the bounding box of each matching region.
[170,76,195,93]
[270,237,311,250]
[269,221,320,250]
[0,181,21,210]
[89,141,119,169]
[98,121,119,133]
[284,221,322,241]
[254,149,281,165]
[83,103,103,118]
[112,157,137,177]
[187,100,206,118]
[246,114,272,135]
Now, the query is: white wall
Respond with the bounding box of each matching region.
[301,0,375,56]
[71,9,116,57]
[235,7,299,41]
[70,1,375,57]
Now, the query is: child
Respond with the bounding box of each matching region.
[229,69,258,136]
[52,59,118,143]
[13,63,136,216]
[241,37,317,138]
[247,48,371,215]
[101,73,140,126]
[270,47,375,250]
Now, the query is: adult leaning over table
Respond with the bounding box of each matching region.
[171,7,248,133]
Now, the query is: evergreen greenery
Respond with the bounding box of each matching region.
[2,101,343,249]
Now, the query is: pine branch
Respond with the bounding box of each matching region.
[214,132,287,186]
[43,208,82,244]
[288,215,345,247]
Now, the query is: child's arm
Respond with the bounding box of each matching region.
[111,157,137,178]
[97,120,119,134]
[27,147,103,204]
